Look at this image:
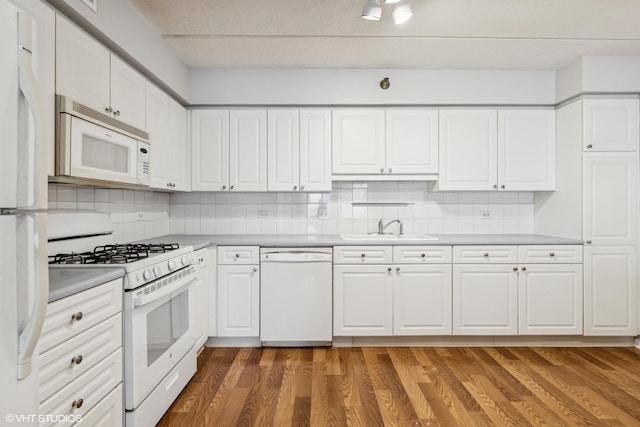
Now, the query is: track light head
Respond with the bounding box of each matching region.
[392,2,412,24]
[361,0,382,21]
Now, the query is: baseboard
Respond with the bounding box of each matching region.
[205,336,261,348]
[634,336,640,349]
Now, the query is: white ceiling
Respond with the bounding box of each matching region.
[128,0,640,70]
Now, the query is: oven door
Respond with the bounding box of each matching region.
[124,271,197,410]
[67,115,140,184]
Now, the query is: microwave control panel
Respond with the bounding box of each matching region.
[137,141,151,185]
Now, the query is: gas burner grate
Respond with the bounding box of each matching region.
[48,252,94,265]
[49,243,181,265]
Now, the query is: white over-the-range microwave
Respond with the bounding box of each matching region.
[55,95,150,187]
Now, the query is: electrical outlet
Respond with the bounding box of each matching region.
[318,205,329,219]
[481,210,491,218]
[136,211,145,221]
[258,209,270,218]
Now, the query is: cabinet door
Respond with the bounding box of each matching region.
[217,265,259,337]
[55,15,110,114]
[300,109,332,191]
[168,99,189,191]
[453,264,517,335]
[146,83,169,190]
[110,56,146,130]
[267,109,300,191]
[332,109,385,174]
[193,249,209,349]
[439,110,497,190]
[583,99,639,152]
[393,264,452,335]
[191,110,229,191]
[583,153,638,245]
[229,110,267,191]
[518,264,582,335]
[497,109,555,191]
[386,109,438,174]
[333,265,392,336]
[584,246,637,336]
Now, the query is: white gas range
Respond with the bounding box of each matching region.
[48,210,198,427]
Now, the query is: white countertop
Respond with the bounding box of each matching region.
[137,234,584,251]
[48,266,126,303]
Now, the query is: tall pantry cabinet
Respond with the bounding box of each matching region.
[537,97,638,336]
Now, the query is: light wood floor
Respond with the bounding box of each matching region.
[158,346,640,426]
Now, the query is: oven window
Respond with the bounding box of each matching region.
[82,136,129,173]
[146,290,189,366]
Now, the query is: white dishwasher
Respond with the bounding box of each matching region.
[260,247,333,346]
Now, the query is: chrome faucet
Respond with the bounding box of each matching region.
[377,219,403,235]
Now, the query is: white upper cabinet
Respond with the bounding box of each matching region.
[229,110,267,191]
[583,99,639,152]
[385,109,439,174]
[439,109,498,190]
[332,109,386,174]
[332,109,438,178]
[583,153,638,245]
[299,109,332,192]
[146,83,169,190]
[191,110,230,191]
[439,109,556,191]
[55,15,110,115]
[267,109,300,192]
[497,109,556,191]
[168,98,189,191]
[56,16,146,130]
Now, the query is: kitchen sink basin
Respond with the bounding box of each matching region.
[339,234,438,241]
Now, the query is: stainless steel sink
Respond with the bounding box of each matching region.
[339,233,438,241]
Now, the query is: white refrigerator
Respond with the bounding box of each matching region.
[0,0,54,422]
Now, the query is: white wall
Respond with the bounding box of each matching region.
[189,69,556,106]
[46,0,189,101]
[169,183,535,236]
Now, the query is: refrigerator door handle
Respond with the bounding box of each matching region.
[17,11,48,210]
[17,214,49,379]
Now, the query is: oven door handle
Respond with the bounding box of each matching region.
[133,276,196,308]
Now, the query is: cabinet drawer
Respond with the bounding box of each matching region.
[39,348,122,427]
[333,246,393,264]
[40,279,122,354]
[393,246,452,263]
[39,314,122,403]
[77,384,122,427]
[453,246,518,263]
[217,246,259,264]
[518,245,583,264]
[195,248,209,270]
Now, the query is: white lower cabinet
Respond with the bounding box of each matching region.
[393,265,452,335]
[584,246,637,336]
[453,264,518,335]
[217,264,260,337]
[333,265,393,336]
[518,264,583,335]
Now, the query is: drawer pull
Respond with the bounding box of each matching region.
[421,253,426,258]
[586,240,592,244]
[361,253,366,258]
[396,267,400,272]
[235,254,240,258]
[483,253,489,257]
[521,266,527,271]
[513,267,518,271]
[72,399,84,409]
[71,355,83,365]
[387,267,392,272]
[71,312,83,322]
[252,267,257,273]
[549,252,555,257]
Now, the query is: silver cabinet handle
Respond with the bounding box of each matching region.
[521,266,527,271]
[235,253,240,258]
[71,355,83,365]
[500,185,505,189]
[293,185,297,190]
[230,185,235,190]
[492,184,498,189]
[586,240,592,244]
[421,253,426,258]
[549,252,555,257]
[361,253,366,258]
[380,168,384,173]
[388,168,392,173]
[105,106,113,114]
[222,185,227,190]
[396,267,400,272]
[587,144,593,149]
[483,253,489,257]
[71,312,83,322]
[114,110,121,117]
[300,185,304,190]
[513,266,518,271]
[252,267,257,272]
[387,267,392,272]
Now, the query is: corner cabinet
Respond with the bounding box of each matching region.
[332,109,438,178]
[583,99,639,152]
[56,15,145,130]
[439,109,555,191]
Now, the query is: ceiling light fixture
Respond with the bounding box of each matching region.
[362,0,412,24]
[361,0,382,21]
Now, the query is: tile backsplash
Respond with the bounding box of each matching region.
[168,182,535,236]
[48,182,534,242]
[48,184,170,243]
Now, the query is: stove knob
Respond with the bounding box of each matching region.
[168,260,177,271]
[181,256,189,266]
[143,269,154,280]
[153,266,161,277]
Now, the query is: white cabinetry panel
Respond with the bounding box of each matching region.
[229,110,267,191]
[385,109,438,174]
[109,56,146,130]
[300,109,332,191]
[267,109,300,191]
[168,99,189,191]
[191,110,229,191]
[583,99,639,152]
[332,109,385,174]
[217,265,259,337]
[146,83,169,190]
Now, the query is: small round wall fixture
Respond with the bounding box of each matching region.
[380,77,390,90]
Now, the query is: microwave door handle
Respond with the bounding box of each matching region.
[17,214,49,379]
[17,12,48,210]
